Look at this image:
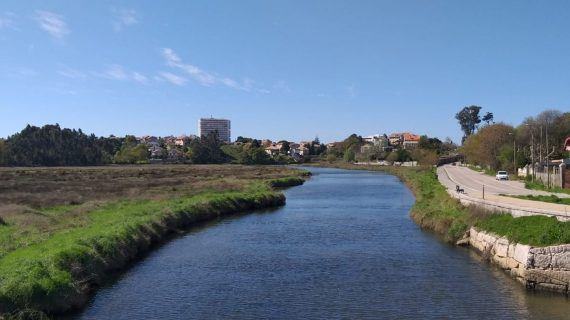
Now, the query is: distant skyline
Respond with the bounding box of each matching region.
[1,1,570,143]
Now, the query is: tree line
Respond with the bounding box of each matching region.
[325,133,456,166]
[0,124,120,166]
[456,107,570,172]
[0,124,289,167]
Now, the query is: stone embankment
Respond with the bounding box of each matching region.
[468,228,570,294]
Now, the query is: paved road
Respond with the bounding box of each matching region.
[438,164,569,198]
[437,164,570,220]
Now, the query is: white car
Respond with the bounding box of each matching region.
[495,171,509,181]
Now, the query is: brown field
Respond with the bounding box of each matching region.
[0,164,299,231]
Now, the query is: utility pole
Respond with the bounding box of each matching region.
[513,137,516,176]
[538,125,542,165]
[546,123,550,188]
[525,123,535,182]
[509,132,516,174]
[530,127,535,182]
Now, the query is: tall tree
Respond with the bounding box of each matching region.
[278,140,290,154]
[0,139,6,165]
[462,123,514,170]
[482,112,494,125]
[455,105,482,142]
[189,132,227,164]
[418,135,443,153]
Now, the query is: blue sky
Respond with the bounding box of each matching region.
[1,1,569,143]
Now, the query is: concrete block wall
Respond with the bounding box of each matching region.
[469,228,570,294]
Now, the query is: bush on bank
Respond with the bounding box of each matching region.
[267,177,305,188]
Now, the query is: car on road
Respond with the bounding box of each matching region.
[495,171,509,181]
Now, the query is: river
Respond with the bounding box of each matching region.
[74,167,569,319]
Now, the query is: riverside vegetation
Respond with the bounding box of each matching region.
[313,163,570,246]
[0,165,307,318]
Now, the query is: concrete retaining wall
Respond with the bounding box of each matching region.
[469,228,570,294]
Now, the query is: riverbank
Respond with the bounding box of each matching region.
[306,162,570,294]
[0,165,307,318]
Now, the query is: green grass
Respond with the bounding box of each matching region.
[477,214,570,246]
[0,174,305,316]
[525,180,570,195]
[466,164,496,177]
[509,194,570,205]
[267,176,306,188]
[390,167,472,242]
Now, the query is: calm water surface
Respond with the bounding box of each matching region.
[75,167,569,319]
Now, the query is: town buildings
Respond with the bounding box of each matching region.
[364,134,390,151]
[387,132,421,149]
[389,133,403,146]
[199,118,231,143]
[402,133,421,149]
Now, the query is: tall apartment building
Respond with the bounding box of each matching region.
[199,118,231,143]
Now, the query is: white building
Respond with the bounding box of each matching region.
[199,118,231,143]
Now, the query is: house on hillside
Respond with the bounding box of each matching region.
[389,133,403,146]
[265,144,282,157]
[288,143,300,155]
[261,139,273,147]
[402,133,421,149]
[565,136,570,151]
[288,143,310,160]
[360,144,372,154]
[163,136,176,147]
[363,135,378,144]
[175,135,195,147]
[148,145,165,159]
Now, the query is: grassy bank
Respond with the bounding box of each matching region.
[476,214,570,246]
[0,165,306,317]
[267,176,307,188]
[525,180,570,195]
[310,162,570,246]
[509,194,570,205]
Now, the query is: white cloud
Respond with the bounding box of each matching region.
[162,48,215,86]
[132,72,148,84]
[7,67,38,78]
[96,64,148,84]
[158,72,187,86]
[112,8,138,31]
[102,64,128,80]
[0,12,16,30]
[57,67,86,79]
[273,80,291,93]
[34,10,69,39]
[161,48,261,91]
